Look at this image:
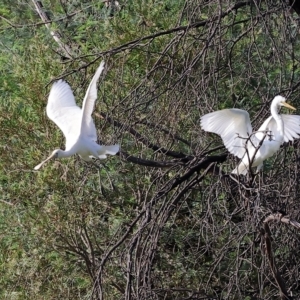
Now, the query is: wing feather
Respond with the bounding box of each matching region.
[256,114,300,143]
[282,115,300,142]
[200,109,253,158]
[47,80,81,143]
[47,79,97,148]
[80,61,105,137]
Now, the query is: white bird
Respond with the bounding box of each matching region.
[200,96,300,175]
[34,61,119,170]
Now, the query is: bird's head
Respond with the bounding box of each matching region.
[51,149,64,158]
[273,95,296,110]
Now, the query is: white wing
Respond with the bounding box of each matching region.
[282,115,300,141]
[256,114,300,143]
[47,80,97,147]
[200,109,253,158]
[80,61,105,138]
[47,80,82,145]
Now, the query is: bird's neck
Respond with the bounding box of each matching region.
[58,148,77,158]
[271,105,284,136]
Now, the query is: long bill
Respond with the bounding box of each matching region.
[34,152,57,170]
[282,102,296,110]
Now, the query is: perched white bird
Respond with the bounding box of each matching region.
[200,96,300,175]
[34,61,119,170]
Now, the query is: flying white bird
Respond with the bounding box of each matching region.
[200,95,300,175]
[34,61,119,170]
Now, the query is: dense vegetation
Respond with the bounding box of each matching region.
[1,1,300,299]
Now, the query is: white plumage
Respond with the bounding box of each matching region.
[200,96,300,175]
[34,61,119,170]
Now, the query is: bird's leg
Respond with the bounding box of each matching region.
[89,160,102,170]
[92,159,115,191]
[85,160,106,195]
[96,167,105,196]
[93,158,110,171]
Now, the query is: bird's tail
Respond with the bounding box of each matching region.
[97,144,120,159]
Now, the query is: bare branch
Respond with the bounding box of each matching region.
[73,0,254,61]
[96,112,191,160]
[31,0,73,59]
[117,150,183,168]
[261,212,300,300]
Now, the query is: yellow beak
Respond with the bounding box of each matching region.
[282,102,296,110]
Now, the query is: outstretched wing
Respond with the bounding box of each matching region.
[46,80,81,141]
[200,108,253,158]
[256,114,300,143]
[282,115,300,142]
[47,79,97,148]
[80,61,105,138]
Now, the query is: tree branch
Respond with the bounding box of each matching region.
[73,0,253,62]
[31,0,73,59]
[96,112,191,160]
[136,119,191,147]
[117,150,183,168]
[261,213,299,300]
